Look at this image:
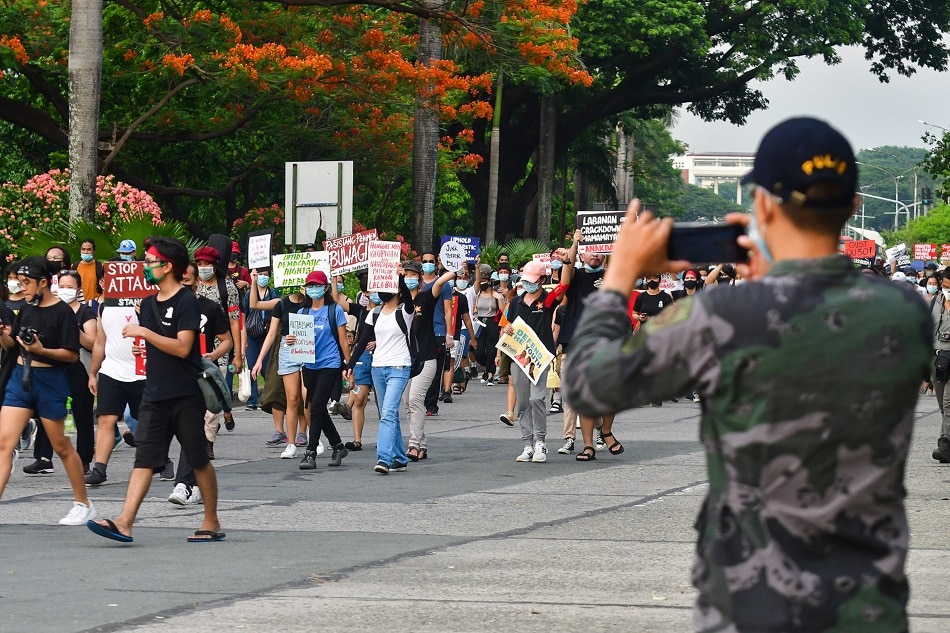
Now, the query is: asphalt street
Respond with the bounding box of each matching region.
[2,379,949,633]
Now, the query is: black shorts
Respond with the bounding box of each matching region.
[133,395,208,471]
[96,374,146,418]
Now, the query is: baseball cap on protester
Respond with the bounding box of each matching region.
[305,270,328,285]
[740,117,857,209]
[520,260,547,284]
[117,239,136,254]
[402,260,423,275]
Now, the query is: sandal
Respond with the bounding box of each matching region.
[419,448,427,460]
[452,385,464,395]
[601,431,624,455]
[344,441,363,451]
[575,446,596,461]
[407,446,420,462]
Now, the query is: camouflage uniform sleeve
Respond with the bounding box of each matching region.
[564,290,730,417]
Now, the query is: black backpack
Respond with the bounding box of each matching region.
[372,305,424,378]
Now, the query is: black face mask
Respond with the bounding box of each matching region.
[376,291,395,303]
[480,281,490,291]
[647,280,660,290]
[684,280,697,290]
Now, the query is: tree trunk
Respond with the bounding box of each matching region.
[536,94,556,243]
[68,0,103,222]
[411,4,442,254]
[485,71,503,244]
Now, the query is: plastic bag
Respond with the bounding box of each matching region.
[237,366,252,403]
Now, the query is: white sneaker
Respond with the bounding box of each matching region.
[280,444,297,459]
[168,483,189,505]
[59,501,96,526]
[532,441,547,463]
[10,449,18,476]
[557,438,575,454]
[327,400,338,415]
[595,432,607,451]
[187,486,202,505]
[516,446,534,462]
[315,441,326,457]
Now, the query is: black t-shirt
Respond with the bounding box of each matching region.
[197,295,230,367]
[139,287,202,401]
[5,298,26,316]
[512,291,558,353]
[452,292,470,338]
[73,303,97,352]
[272,295,307,336]
[634,291,675,317]
[15,300,81,367]
[412,290,439,361]
[559,268,604,348]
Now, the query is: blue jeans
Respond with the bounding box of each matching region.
[371,365,411,466]
[245,336,269,406]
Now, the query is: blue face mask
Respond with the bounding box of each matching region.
[584,264,603,273]
[456,279,469,290]
[516,288,525,296]
[306,286,326,300]
[257,275,270,287]
[119,254,134,262]
[370,292,382,304]
[446,279,455,288]
[522,281,540,294]
[80,253,94,262]
[421,263,436,275]
[550,260,562,270]
[337,283,345,292]
[748,213,775,265]
[405,277,420,290]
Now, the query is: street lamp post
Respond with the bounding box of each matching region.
[857,161,903,229]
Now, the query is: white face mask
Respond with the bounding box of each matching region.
[197,266,215,281]
[943,288,950,301]
[57,288,77,304]
[7,280,21,294]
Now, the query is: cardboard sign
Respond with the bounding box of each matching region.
[439,235,480,263]
[247,230,273,270]
[532,253,552,276]
[495,317,555,385]
[576,211,625,253]
[324,229,378,275]
[287,312,316,362]
[272,251,330,288]
[914,243,938,260]
[439,240,466,273]
[367,241,402,293]
[886,243,911,268]
[102,261,158,304]
[844,239,876,259]
[659,272,682,292]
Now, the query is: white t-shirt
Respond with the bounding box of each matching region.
[366,306,414,367]
[100,305,145,382]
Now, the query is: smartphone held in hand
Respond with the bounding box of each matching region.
[667,223,749,265]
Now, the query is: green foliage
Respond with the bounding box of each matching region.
[479,238,552,269]
[884,202,950,247]
[675,184,745,221]
[855,147,934,231]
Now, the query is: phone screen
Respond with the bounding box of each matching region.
[667,223,748,265]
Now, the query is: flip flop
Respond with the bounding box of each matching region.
[87,519,133,543]
[188,530,226,543]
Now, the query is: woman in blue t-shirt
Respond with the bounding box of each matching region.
[296,270,351,470]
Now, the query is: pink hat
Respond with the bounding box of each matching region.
[305,270,328,285]
[520,260,547,284]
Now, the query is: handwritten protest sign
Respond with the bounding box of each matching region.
[844,239,876,260]
[576,211,625,253]
[324,228,378,275]
[886,243,911,268]
[532,253,552,276]
[439,240,466,272]
[247,230,273,270]
[942,244,950,261]
[102,261,158,304]
[272,251,330,288]
[495,317,554,385]
[287,312,316,363]
[914,243,937,260]
[439,235,480,263]
[367,241,402,292]
[659,272,682,293]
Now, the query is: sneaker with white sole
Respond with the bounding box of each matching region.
[549,401,563,413]
[59,501,96,526]
[266,432,288,446]
[188,486,202,505]
[595,432,607,451]
[295,433,308,447]
[315,442,326,457]
[168,483,189,505]
[11,449,18,476]
[532,441,547,463]
[516,445,534,462]
[499,411,515,426]
[280,444,297,459]
[159,459,175,481]
[557,438,575,454]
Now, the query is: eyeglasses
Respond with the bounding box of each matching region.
[144,259,167,268]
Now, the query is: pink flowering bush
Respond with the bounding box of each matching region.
[0,169,162,257]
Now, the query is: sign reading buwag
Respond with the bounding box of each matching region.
[324,229,378,275]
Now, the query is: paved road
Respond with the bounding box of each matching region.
[2,380,949,633]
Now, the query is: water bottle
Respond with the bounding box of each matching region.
[64,396,76,434]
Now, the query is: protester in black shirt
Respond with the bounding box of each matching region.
[633,276,675,323]
[89,237,224,543]
[671,268,703,301]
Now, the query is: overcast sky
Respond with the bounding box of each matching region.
[671,46,950,155]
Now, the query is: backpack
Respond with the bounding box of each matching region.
[373,305,424,378]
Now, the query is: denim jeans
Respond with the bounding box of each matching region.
[371,365,411,466]
[245,335,269,406]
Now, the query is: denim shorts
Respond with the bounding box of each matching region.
[4,364,70,420]
[353,350,373,386]
[277,339,306,376]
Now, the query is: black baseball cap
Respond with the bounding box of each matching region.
[402,260,422,274]
[741,117,857,209]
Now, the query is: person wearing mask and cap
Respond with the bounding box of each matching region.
[0,256,94,526]
[472,260,507,385]
[115,239,137,262]
[920,262,939,289]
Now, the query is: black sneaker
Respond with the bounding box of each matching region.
[244,404,258,411]
[23,457,54,475]
[159,458,175,480]
[206,441,215,461]
[328,443,348,467]
[390,461,408,472]
[442,394,453,403]
[122,430,136,447]
[374,461,390,475]
[223,411,235,432]
[299,450,317,470]
[85,464,108,486]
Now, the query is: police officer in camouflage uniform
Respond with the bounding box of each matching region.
[565,118,931,632]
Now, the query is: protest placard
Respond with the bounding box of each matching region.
[102,261,158,304]
[844,239,876,260]
[272,251,330,288]
[287,312,316,363]
[576,210,626,253]
[439,240,466,272]
[247,230,273,270]
[532,253,552,276]
[659,272,682,293]
[367,241,402,292]
[495,317,555,385]
[914,243,937,260]
[942,244,950,261]
[439,235,481,263]
[886,243,911,267]
[323,228,378,275]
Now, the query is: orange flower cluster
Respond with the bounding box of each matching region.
[161,53,195,76]
[0,35,29,66]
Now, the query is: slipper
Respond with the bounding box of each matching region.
[188,530,226,543]
[407,446,420,462]
[344,441,363,451]
[87,519,133,543]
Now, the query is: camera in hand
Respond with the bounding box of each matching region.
[18,326,39,345]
